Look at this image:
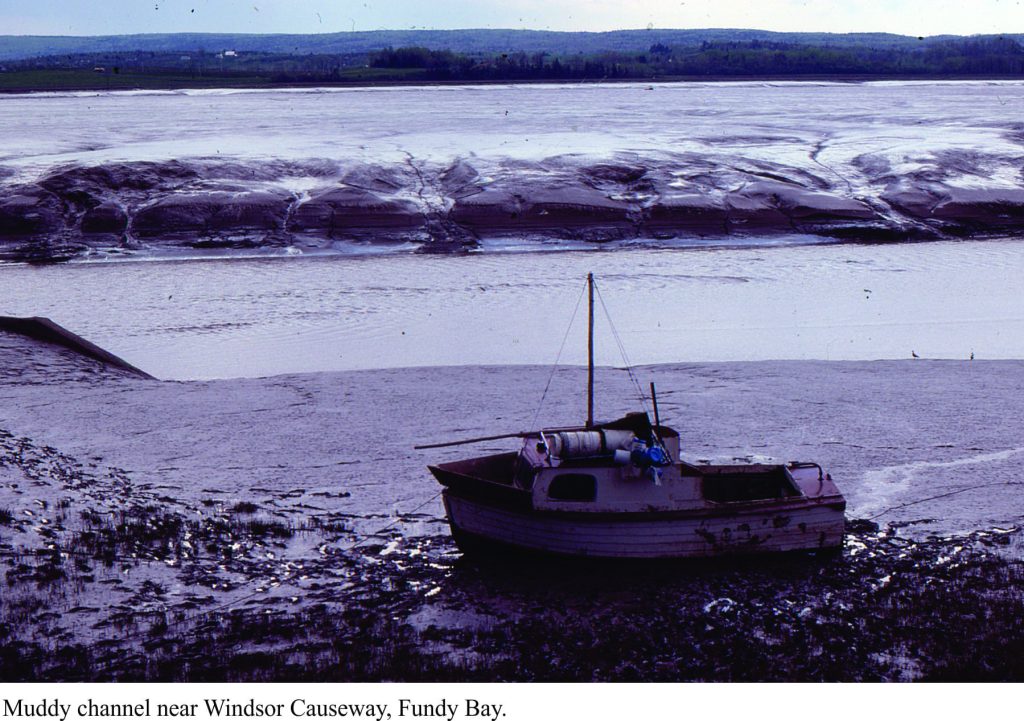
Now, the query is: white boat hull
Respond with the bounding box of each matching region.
[443,491,845,559]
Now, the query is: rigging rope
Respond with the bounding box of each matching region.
[528,280,587,432]
[528,275,653,430]
[593,280,651,416]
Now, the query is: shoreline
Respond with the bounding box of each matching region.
[2,73,1024,95]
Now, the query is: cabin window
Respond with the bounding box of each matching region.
[548,473,597,502]
[702,468,800,503]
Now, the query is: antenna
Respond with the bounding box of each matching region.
[586,272,594,428]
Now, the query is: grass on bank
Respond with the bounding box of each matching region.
[0,70,268,92]
[0,67,432,92]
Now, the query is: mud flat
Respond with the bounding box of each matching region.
[2,329,1024,680]
[1,154,1022,263]
[1,81,1023,262]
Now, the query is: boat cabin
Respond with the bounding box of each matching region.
[432,411,828,517]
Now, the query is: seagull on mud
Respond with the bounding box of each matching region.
[911,350,919,358]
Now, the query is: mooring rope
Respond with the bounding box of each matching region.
[867,481,1024,521]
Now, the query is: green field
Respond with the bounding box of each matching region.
[0,70,268,92]
[335,66,428,80]
[0,66,433,92]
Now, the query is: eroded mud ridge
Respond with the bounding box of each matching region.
[2,430,1023,681]
[4,151,1024,262]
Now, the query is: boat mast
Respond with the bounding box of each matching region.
[587,272,594,428]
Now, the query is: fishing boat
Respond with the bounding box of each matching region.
[421,274,846,559]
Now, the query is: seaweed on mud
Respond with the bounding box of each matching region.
[5,406,1024,682]
[5,516,1024,682]
[237,518,293,539]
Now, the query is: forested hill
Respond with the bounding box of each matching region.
[0,28,996,62]
[3,29,1024,90]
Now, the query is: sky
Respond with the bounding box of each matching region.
[1,0,1022,37]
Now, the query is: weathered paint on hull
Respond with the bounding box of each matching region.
[443,491,845,559]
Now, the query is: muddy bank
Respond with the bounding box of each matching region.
[0,315,153,378]
[2,329,1024,679]
[3,475,1024,682]
[4,81,1024,262]
[2,412,1023,681]
[2,152,1023,262]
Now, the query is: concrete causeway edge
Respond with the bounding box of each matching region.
[0,315,156,379]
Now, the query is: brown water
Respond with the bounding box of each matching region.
[2,238,1022,379]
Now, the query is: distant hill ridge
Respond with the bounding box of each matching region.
[0,28,1004,61]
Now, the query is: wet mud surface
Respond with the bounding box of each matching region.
[2,428,1022,682]
[2,81,1024,262]
[2,332,1024,680]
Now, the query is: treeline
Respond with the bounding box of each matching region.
[3,36,1023,85]
[368,36,1024,79]
[674,36,1024,75]
[1,49,367,78]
